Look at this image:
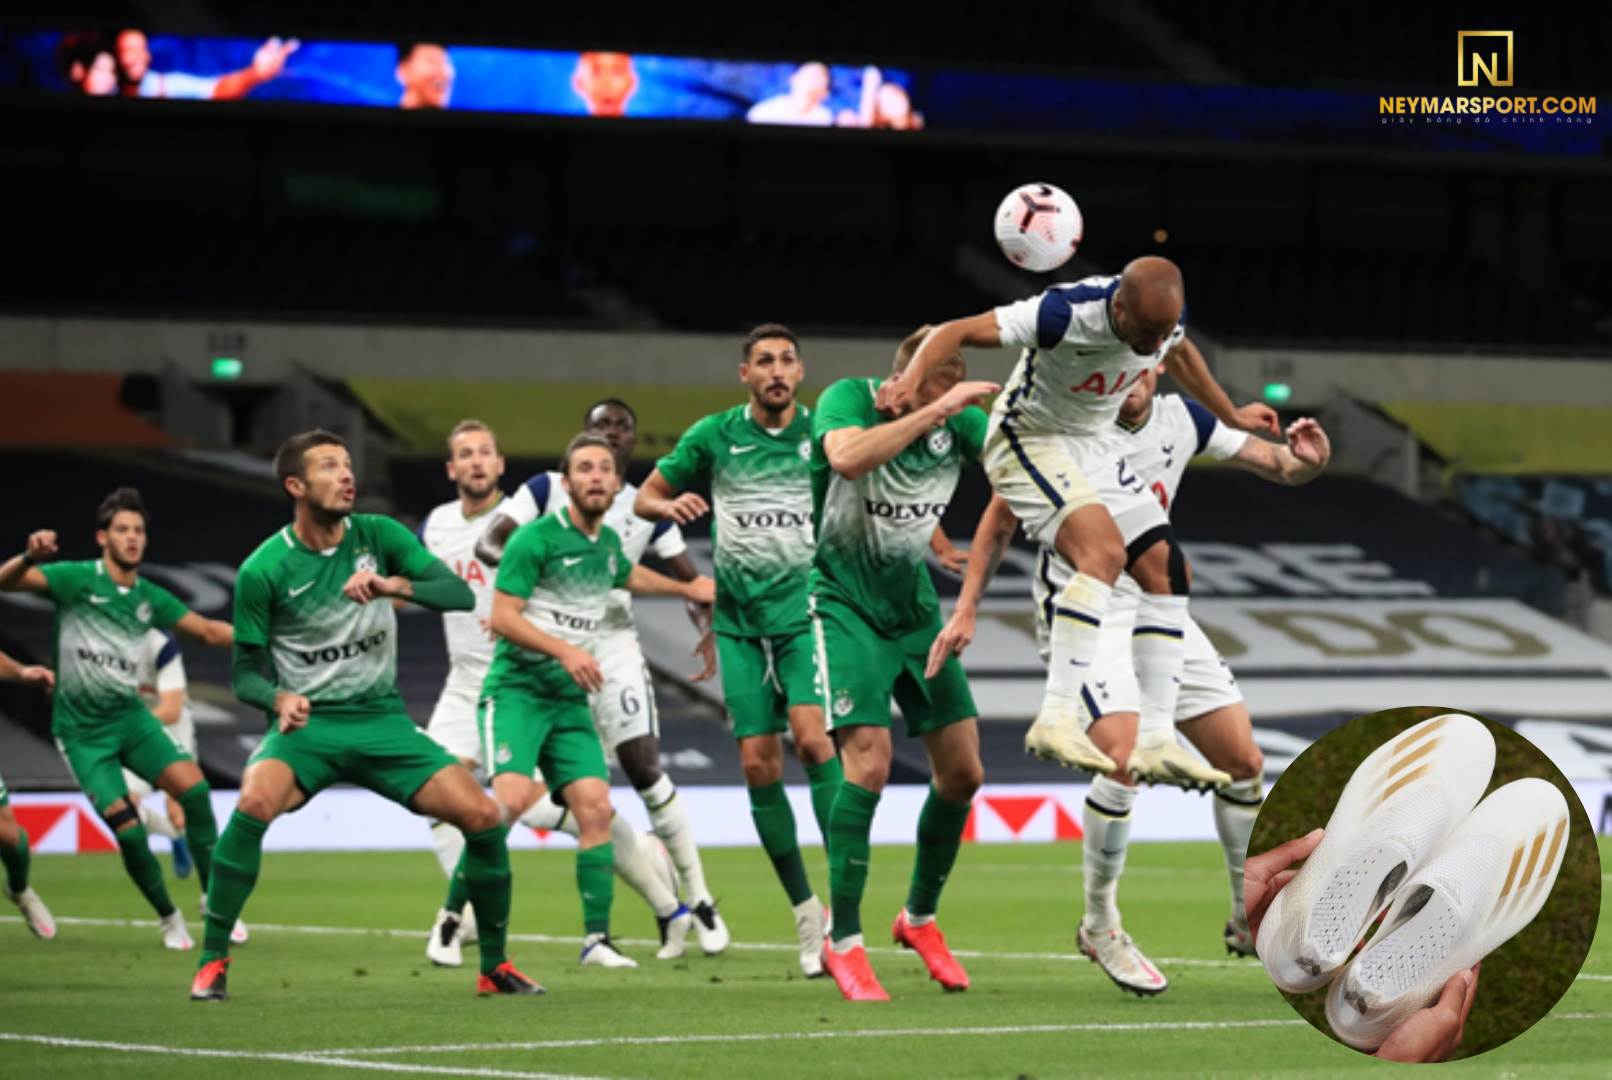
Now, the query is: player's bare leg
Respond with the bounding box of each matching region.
[1178,704,1264,955]
[154,758,235,941]
[0,803,54,939]
[824,724,891,1000]
[894,719,982,992]
[619,734,725,953]
[193,758,306,1000]
[1123,541,1229,792]
[417,765,535,994]
[1030,504,1124,773]
[1075,710,1167,996]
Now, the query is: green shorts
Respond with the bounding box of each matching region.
[479,689,609,794]
[717,629,821,740]
[249,709,457,806]
[810,592,977,738]
[56,709,193,815]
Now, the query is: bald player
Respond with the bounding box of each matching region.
[880,258,1278,789]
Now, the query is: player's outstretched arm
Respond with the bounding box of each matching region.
[876,313,1002,415]
[489,589,604,693]
[1228,418,1332,486]
[172,611,234,648]
[1163,338,1280,435]
[0,649,53,690]
[626,565,715,605]
[827,380,999,481]
[926,494,1019,678]
[634,470,710,525]
[0,531,59,595]
[211,36,299,100]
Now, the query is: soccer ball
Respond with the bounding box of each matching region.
[994,182,1083,272]
[646,832,680,900]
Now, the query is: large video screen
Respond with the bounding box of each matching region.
[1,29,1600,156]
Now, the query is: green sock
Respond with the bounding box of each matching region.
[577,841,615,936]
[749,781,813,906]
[176,783,218,891]
[115,823,176,919]
[1,828,30,893]
[444,848,471,915]
[827,781,880,943]
[805,757,844,842]
[200,810,266,965]
[463,825,511,976]
[906,785,972,919]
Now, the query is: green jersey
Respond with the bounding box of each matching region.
[484,508,633,697]
[234,514,438,718]
[656,403,814,637]
[810,378,988,637]
[39,559,189,735]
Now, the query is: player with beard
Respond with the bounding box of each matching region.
[191,431,538,1001]
[419,420,693,968]
[0,488,233,950]
[460,434,714,966]
[477,401,729,954]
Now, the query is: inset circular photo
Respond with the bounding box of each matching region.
[1244,706,1601,1062]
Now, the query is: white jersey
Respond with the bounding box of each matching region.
[991,276,1187,448]
[138,70,218,99]
[507,472,687,634]
[419,493,511,686]
[1031,393,1247,617]
[135,629,191,727]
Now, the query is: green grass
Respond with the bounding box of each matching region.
[1,838,1608,1078]
[1248,706,1605,1061]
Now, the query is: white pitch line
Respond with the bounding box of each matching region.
[0,915,1261,968]
[303,1019,1311,1058]
[0,1033,621,1080]
[1574,975,1612,981]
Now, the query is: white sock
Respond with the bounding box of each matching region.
[430,820,465,879]
[904,910,934,928]
[1083,776,1137,931]
[1133,594,1189,736]
[639,775,709,904]
[830,933,865,953]
[1046,574,1111,711]
[518,794,581,838]
[1214,777,1263,925]
[139,804,179,841]
[610,814,682,918]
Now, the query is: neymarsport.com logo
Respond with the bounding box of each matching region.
[1380,31,1595,127]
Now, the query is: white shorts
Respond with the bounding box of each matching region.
[123,714,198,800]
[427,672,486,765]
[1035,590,1242,730]
[983,418,1168,548]
[588,631,659,755]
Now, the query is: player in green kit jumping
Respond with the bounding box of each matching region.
[811,328,997,1001]
[472,434,714,967]
[191,430,538,1001]
[635,324,844,977]
[0,488,233,950]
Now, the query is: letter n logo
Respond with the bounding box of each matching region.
[1458,31,1513,87]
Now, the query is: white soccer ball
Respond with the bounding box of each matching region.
[994,182,1083,273]
[646,832,680,900]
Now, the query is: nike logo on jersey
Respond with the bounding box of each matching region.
[1161,444,1174,455]
[289,582,315,598]
[88,595,111,604]
[562,557,585,567]
[729,445,758,454]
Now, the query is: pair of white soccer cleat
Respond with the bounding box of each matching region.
[1026,707,1233,792]
[1257,714,1571,1051]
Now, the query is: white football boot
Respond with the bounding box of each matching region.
[1126,730,1232,793]
[1025,709,1117,775]
[4,885,57,939]
[690,900,730,955]
[1223,917,1256,958]
[159,909,194,951]
[198,900,250,946]
[794,896,827,978]
[426,908,465,968]
[1257,714,1495,994]
[1078,921,1169,997]
[580,933,638,968]
[1325,778,1570,1051]
[655,904,693,960]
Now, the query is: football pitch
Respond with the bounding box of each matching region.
[2,839,1608,1079]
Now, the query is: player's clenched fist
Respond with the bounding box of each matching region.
[661,492,710,525]
[25,530,59,564]
[342,570,411,604]
[272,690,312,734]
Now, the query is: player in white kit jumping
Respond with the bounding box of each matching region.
[934,364,1330,994]
[886,257,1278,790]
[419,420,692,967]
[475,401,729,955]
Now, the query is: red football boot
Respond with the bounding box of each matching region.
[822,942,890,1001]
[893,910,970,992]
